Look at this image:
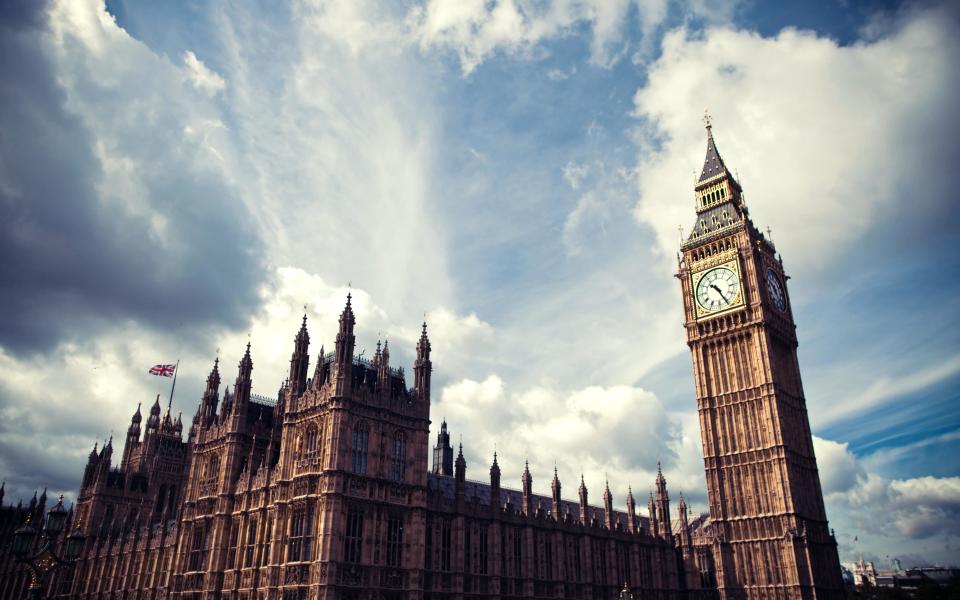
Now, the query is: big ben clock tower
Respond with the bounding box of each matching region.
[678,113,844,599]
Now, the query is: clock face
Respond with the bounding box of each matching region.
[765,269,786,312]
[695,267,740,312]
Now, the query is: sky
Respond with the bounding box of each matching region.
[0,0,958,569]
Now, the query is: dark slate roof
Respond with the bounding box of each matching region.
[697,128,731,185]
[686,202,743,245]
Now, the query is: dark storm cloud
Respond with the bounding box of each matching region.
[0,4,268,356]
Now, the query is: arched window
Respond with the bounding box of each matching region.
[207,454,220,479]
[351,422,369,475]
[304,425,318,459]
[390,431,406,482]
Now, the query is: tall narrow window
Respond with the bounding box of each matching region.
[386,516,403,567]
[390,432,405,482]
[188,525,206,571]
[245,516,258,567]
[227,521,239,569]
[304,426,318,459]
[441,520,451,571]
[351,423,369,475]
[513,531,522,578]
[465,524,472,572]
[207,454,220,479]
[264,516,273,563]
[344,511,363,563]
[288,505,315,562]
[478,525,488,575]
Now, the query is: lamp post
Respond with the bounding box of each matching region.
[619,581,635,600]
[12,495,85,600]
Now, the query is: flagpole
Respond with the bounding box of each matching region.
[168,359,180,410]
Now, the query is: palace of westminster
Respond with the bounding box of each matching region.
[0,122,845,599]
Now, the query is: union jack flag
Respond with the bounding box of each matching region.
[149,364,177,377]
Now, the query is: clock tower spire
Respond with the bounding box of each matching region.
[678,115,843,599]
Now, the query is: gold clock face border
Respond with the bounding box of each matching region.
[691,259,745,320]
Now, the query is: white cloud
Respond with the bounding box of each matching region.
[212,0,454,319]
[631,8,958,277]
[407,0,674,74]
[814,436,864,495]
[562,160,589,189]
[183,50,226,95]
[434,376,687,506]
[813,434,960,564]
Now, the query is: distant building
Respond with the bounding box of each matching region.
[852,559,959,591]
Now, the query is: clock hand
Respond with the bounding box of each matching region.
[710,284,726,300]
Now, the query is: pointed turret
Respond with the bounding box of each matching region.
[551,467,562,520]
[333,294,356,396]
[127,403,142,437]
[310,345,326,391]
[578,474,588,525]
[603,479,613,529]
[677,491,691,548]
[288,314,310,398]
[82,442,99,488]
[490,452,501,510]
[655,462,672,539]
[686,112,746,245]
[233,342,253,414]
[648,490,658,536]
[122,403,142,469]
[220,385,233,419]
[455,444,466,483]
[626,485,637,532]
[200,357,221,426]
[146,395,162,434]
[378,339,391,391]
[521,461,533,515]
[97,437,114,484]
[697,111,736,186]
[432,420,454,476]
[414,321,432,402]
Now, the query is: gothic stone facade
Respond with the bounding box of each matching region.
[4,297,713,600]
[676,116,844,599]
[0,120,843,600]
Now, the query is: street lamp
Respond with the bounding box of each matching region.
[11,495,85,600]
[619,582,635,600]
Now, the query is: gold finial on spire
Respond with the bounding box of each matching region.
[703,109,712,130]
